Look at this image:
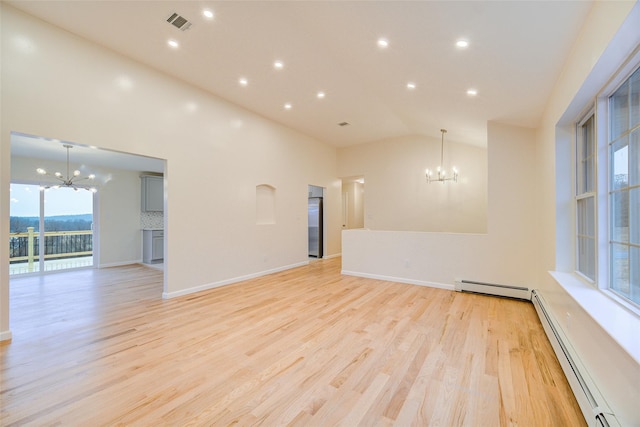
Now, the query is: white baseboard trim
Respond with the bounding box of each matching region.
[323,253,342,259]
[341,270,455,291]
[99,260,143,268]
[162,261,310,299]
[0,330,13,342]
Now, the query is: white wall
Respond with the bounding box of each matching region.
[10,156,143,267]
[535,2,640,425]
[338,134,487,233]
[0,4,341,336]
[97,169,144,267]
[341,122,537,289]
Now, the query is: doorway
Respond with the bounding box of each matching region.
[341,176,365,229]
[10,131,166,278]
[308,185,324,258]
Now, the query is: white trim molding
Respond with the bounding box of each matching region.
[323,252,342,260]
[341,270,455,291]
[162,261,309,299]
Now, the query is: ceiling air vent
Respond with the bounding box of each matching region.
[167,12,192,31]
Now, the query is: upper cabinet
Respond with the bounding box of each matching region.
[141,175,163,212]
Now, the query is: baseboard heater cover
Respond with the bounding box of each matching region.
[531,290,620,427]
[454,279,531,300]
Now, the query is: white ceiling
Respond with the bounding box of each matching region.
[8,0,593,165]
[11,132,166,173]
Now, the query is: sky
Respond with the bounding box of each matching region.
[9,183,93,217]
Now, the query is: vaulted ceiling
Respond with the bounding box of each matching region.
[7,1,593,150]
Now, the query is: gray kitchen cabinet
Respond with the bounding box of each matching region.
[143,229,164,263]
[141,175,163,212]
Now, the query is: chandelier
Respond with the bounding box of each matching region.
[37,144,97,192]
[426,129,458,183]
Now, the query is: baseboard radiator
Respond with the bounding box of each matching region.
[455,280,619,426]
[454,279,531,300]
[530,290,619,427]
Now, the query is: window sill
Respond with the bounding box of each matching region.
[549,271,640,365]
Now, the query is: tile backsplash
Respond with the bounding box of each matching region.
[141,211,164,229]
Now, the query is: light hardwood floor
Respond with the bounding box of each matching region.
[1,258,585,426]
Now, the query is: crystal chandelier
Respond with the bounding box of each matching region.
[37,144,97,192]
[426,129,458,183]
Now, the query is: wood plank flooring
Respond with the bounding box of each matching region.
[1,258,585,426]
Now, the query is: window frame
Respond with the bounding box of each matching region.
[575,110,597,283]
[606,64,640,308]
[575,49,640,313]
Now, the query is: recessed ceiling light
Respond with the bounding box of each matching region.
[377,38,389,48]
[467,88,478,96]
[456,39,469,49]
[167,39,179,48]
[284,103,292,110]
[185,102,198,113]
[317,91,326,99]
[202,9,214,19]
[115,75,134,91]
[406,82,416,90]
[274,60,284,70]
[239,77,248,86]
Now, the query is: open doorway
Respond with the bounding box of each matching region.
[10,132,166,278]
[341,176,365,229]
[308,185,324,258]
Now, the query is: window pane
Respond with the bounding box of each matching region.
[611,243,630,295]
[577,198,586,235]
[577,196,595,280]
[631,187,640,245]
[630,67,640,129]
[577,115,595,195]
[578,236,596,281]
[610,79,629,141]
[9,183,42,275]
[43,187,94,272]
[611,190,629,243]
[586,238,596,280]
[586,196,595,236]
[631,128,640,187]
[630,246,640,305]
[577,197,595,237]
[9,183,41,231]
[611,136,629,188]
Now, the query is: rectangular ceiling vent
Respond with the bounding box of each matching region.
[167,12,192,31]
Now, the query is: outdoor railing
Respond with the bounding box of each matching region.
[9,227,93,271]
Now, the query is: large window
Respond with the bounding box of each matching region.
[576,64,640,308]
[576,113,596,281]
[608,66,640,305]
[9,183,94,275]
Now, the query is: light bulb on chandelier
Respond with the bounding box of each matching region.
[426,129,458,183]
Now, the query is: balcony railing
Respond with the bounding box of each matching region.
[9,227,93,273]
